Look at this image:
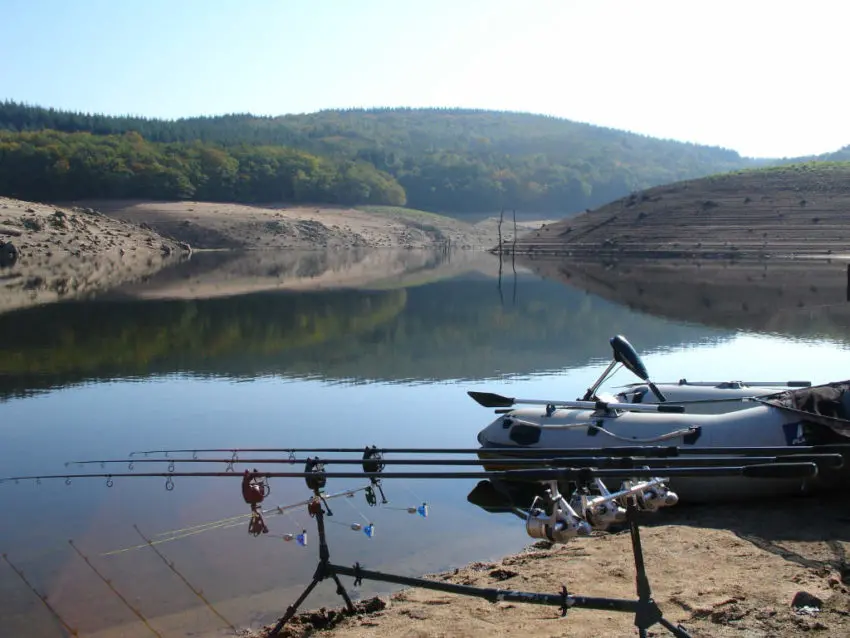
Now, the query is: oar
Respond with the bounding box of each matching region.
[467,391,686,413]
[617,380,811,388]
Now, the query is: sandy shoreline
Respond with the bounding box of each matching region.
[73,495,850,638]
[0,197,187,314]
[0,197,549,314]
[68,199,550,252]
[237,495,850,638]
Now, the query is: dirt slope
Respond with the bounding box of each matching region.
[506,163,850,258]
[71,200,550,251]
[0,197,186,314]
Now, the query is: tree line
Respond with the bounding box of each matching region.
[0,101,784,213]
[0,129,406,205]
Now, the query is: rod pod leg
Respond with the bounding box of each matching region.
[626,502,692,638]
[269,505,355,636]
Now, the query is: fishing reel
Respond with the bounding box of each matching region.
[525,481,592,544]
[622,477,679,512]
[569,478,628,531]
[304,457,327,493]
[362,446,388,506]
[577,474,678,529]
[305,458,335,516]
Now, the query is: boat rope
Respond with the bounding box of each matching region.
[69,540,163,637]
[587,425,699,444]
[2,553,79,636]
[506,417,698,444]
[132,525,238,635]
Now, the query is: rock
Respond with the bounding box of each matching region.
[0,226,22,237]
[0,241,18,267]
[792,591,823,610]
[23,275,44,290]
[489,568,519,581]
[160,243,173,256]
[177,241,192,252]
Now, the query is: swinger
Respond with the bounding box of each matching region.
[241,468,271,536]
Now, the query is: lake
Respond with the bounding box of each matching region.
[2,248,850,637]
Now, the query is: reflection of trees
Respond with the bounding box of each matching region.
[0,276,727,400]
[0,289,407,398]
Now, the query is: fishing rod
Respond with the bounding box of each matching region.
[125,443,850,458]
[0,462,821,485]
[63,453,846,470]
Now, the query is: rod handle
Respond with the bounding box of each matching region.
[742,462,818,479]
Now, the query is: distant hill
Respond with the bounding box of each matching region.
[0,101,772,216]
[507,162,850,258]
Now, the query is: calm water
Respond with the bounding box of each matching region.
[2,249,850,637]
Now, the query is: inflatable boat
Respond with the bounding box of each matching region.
[469,337,850,501]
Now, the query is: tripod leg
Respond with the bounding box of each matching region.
[330,571,356,613]
[658,616,694,638]
[627,503,693,638]
[269,577,322,636]
[627,503,663,634]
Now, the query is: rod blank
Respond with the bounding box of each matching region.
[0,462,820,484]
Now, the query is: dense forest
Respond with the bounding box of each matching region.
[0,101,778,214]
[0,129,406,205]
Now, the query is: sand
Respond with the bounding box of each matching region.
[0,197,187,314]
[71,200,551,252]
[239,495,850,638]
[0,197,551,314]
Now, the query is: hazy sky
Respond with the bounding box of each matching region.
[2,0,847,158]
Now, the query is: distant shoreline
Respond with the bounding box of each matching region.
[0,196,550,314]
[503,163,850,260]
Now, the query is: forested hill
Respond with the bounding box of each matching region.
[0,101,768,214]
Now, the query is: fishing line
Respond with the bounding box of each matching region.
[341,493,371,524]
[336,495,376,538]
[132,524,238,635]
[2,553,79,637]
[397,479,427,505]
[68,540,163,637]
[101,486,370,556]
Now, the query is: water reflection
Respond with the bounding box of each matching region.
[521,255,850,339]
[0,251,726,401]
[4,250,850,637]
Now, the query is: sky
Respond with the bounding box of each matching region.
[1,0,848,159]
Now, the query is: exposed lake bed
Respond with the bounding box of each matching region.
[3,247,850,637]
